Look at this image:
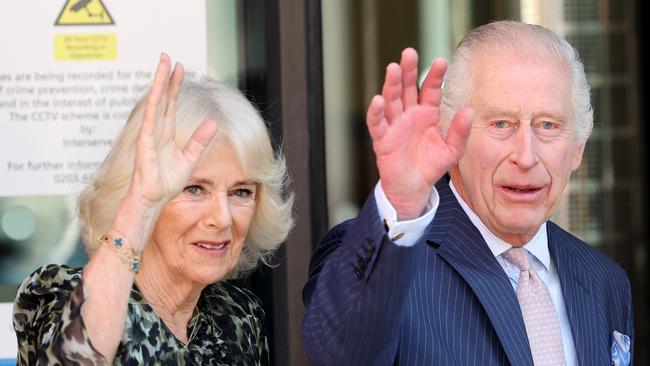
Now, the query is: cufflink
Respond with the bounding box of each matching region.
[391,232,404,241]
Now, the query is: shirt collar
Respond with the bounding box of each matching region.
[448,180,551,271]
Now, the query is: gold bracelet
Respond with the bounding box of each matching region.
[98,232,142,273]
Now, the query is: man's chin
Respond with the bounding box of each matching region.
[492,215,546,243]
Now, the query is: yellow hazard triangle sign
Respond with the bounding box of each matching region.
[55,0,115,26]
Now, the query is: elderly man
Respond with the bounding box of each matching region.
[302,21,633,365]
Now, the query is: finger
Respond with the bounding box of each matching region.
[155,55,175,138]
[381,63,403,123]
[182,120,219,163]
[366,95,389,141]
[162,62,185,141]
[140,53,172,143]
[444,107,474,158]
[400,48,419,109]
[419,57,447,107]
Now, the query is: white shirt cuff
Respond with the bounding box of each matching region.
[373,181,439,247]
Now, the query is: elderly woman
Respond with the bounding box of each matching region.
[12,54,293,365]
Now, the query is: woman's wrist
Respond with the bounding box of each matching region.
[111,192,163,251]
[98,230,142,273]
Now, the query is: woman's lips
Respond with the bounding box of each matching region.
[192,240,230,254]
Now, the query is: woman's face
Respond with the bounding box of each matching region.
[148,139,257,285]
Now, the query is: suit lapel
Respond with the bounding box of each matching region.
[427,178,534,366]
[547,223,599,365]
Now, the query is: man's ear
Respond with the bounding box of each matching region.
[571,142,586,171]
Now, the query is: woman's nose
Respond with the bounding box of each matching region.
[201,196,232,230]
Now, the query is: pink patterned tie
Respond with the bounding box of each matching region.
[502,247,566,366]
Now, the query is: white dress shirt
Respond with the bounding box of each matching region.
[374,180,578,365]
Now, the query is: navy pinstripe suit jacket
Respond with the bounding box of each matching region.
[302,177,634,365]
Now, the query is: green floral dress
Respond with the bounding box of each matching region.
[13,264,269,365]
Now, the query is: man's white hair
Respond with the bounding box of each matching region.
[440,20,593,143]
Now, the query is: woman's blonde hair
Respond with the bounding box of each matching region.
[78,73,294,279]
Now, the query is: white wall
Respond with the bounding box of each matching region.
[0,303,16,360]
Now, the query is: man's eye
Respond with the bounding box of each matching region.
[541,121,555,129]
[494,120,509,128]
[184,185,203,195]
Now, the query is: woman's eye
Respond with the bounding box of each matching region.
[233,188,254,198]
[184,185,203,195]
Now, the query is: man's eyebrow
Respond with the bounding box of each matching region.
[481,107,567,121]
[481,107,516,118]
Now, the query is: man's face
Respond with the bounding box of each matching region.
[450,52,585,245]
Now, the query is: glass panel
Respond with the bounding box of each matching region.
[322,0,467,225]
[0,0,242,308]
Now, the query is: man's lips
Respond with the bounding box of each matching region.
[502,186,542,193]
[497,184,545,201]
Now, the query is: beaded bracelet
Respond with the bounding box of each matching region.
[98,233,142,273]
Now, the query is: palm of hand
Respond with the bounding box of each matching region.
[149,139,196,202]
[373,105,463,201]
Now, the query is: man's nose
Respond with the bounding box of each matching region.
[510,125,539,169]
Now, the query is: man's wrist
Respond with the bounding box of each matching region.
[383,189,432,221]
[374,181,439,247]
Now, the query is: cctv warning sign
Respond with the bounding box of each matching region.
[55,0,115,26]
